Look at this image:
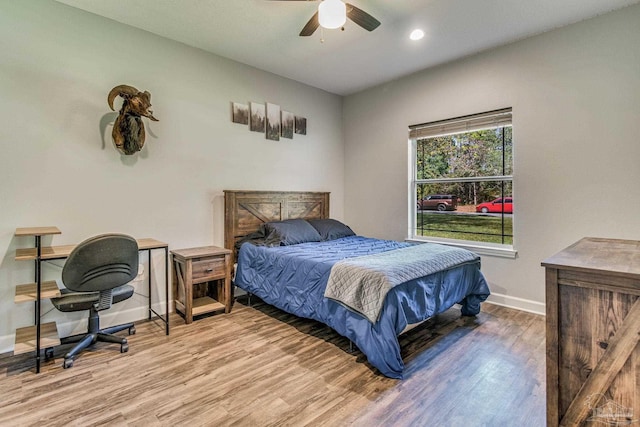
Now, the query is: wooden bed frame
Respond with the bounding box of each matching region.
[224,190,330,263]
[223,190,490,379]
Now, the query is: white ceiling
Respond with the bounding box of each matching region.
[55,0,640,96]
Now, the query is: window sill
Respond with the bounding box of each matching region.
[405,237,518,259]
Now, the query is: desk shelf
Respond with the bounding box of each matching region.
[14,322,60,356]
[15,245,76,261]
[15,281,60,303]
[13,227,62,371]
[15,227,61,237]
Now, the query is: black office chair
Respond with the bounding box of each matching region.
[51,233,138,369]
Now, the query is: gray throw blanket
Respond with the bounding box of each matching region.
[324,243,480,323]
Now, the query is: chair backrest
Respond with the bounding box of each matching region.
[62,234,139,293]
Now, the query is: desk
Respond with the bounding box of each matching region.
[14,229,169,373]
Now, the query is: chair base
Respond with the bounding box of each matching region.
[60,317,136,369]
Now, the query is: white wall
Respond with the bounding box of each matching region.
[0,1,344,352]
[343,5,640,314]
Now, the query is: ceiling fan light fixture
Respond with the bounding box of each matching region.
[410,29,425,41]
[318,0,347,30]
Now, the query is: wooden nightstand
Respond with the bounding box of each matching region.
[171,246,232,324]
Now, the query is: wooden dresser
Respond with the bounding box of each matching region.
[542,238,640,426]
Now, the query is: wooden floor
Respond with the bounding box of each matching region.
[0,300,545,426]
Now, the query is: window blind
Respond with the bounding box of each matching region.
[409,108,512,139]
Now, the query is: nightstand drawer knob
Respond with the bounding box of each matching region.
[206,268,213,272]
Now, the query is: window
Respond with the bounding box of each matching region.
[409,108,513,250]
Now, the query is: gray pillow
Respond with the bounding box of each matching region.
[263,219,322,246]
[307,219,355,241]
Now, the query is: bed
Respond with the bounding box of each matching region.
[224,190,490,379]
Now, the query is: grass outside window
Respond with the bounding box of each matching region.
[415,212,513,245]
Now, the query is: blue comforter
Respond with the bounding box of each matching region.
[234,236,490,379]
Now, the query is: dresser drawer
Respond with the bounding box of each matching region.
[192,257,226,281]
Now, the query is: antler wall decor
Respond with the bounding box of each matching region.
[108,85,158,155]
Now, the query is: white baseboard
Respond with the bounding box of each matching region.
[233,286,247,297]
[0,303,167,356]
[0,294,542,355]
[0,336,15,356]
[485,292,545,316]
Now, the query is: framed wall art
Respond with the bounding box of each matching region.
[266,102,280,141]
[295,116,307,135]
[281,110,294,139]
[231,102,249,125]
[233,100,307,140]
[250,102,266,132]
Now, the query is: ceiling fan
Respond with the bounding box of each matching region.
[271,0,381,37]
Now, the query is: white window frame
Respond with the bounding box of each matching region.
[408,108,517,258]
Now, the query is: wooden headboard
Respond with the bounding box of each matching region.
[224,190,330,262]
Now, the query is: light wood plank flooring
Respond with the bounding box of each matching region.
[0,300,545,426]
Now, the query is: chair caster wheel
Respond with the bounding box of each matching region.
[45,347,54,361]
[129,326,136,335]
[121,342,129,353]
[63,358,73,369]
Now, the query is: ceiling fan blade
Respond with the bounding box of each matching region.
[299,11,320,36]
[346,3,381,31]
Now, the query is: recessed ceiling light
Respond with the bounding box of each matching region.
[409,29,425,41]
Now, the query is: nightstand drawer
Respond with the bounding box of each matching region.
[192,257,225,281]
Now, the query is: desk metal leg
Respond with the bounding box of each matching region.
[165,247,169,335]
[35,235,41,374]
[147,249,152,321]
[146,247,170,335]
